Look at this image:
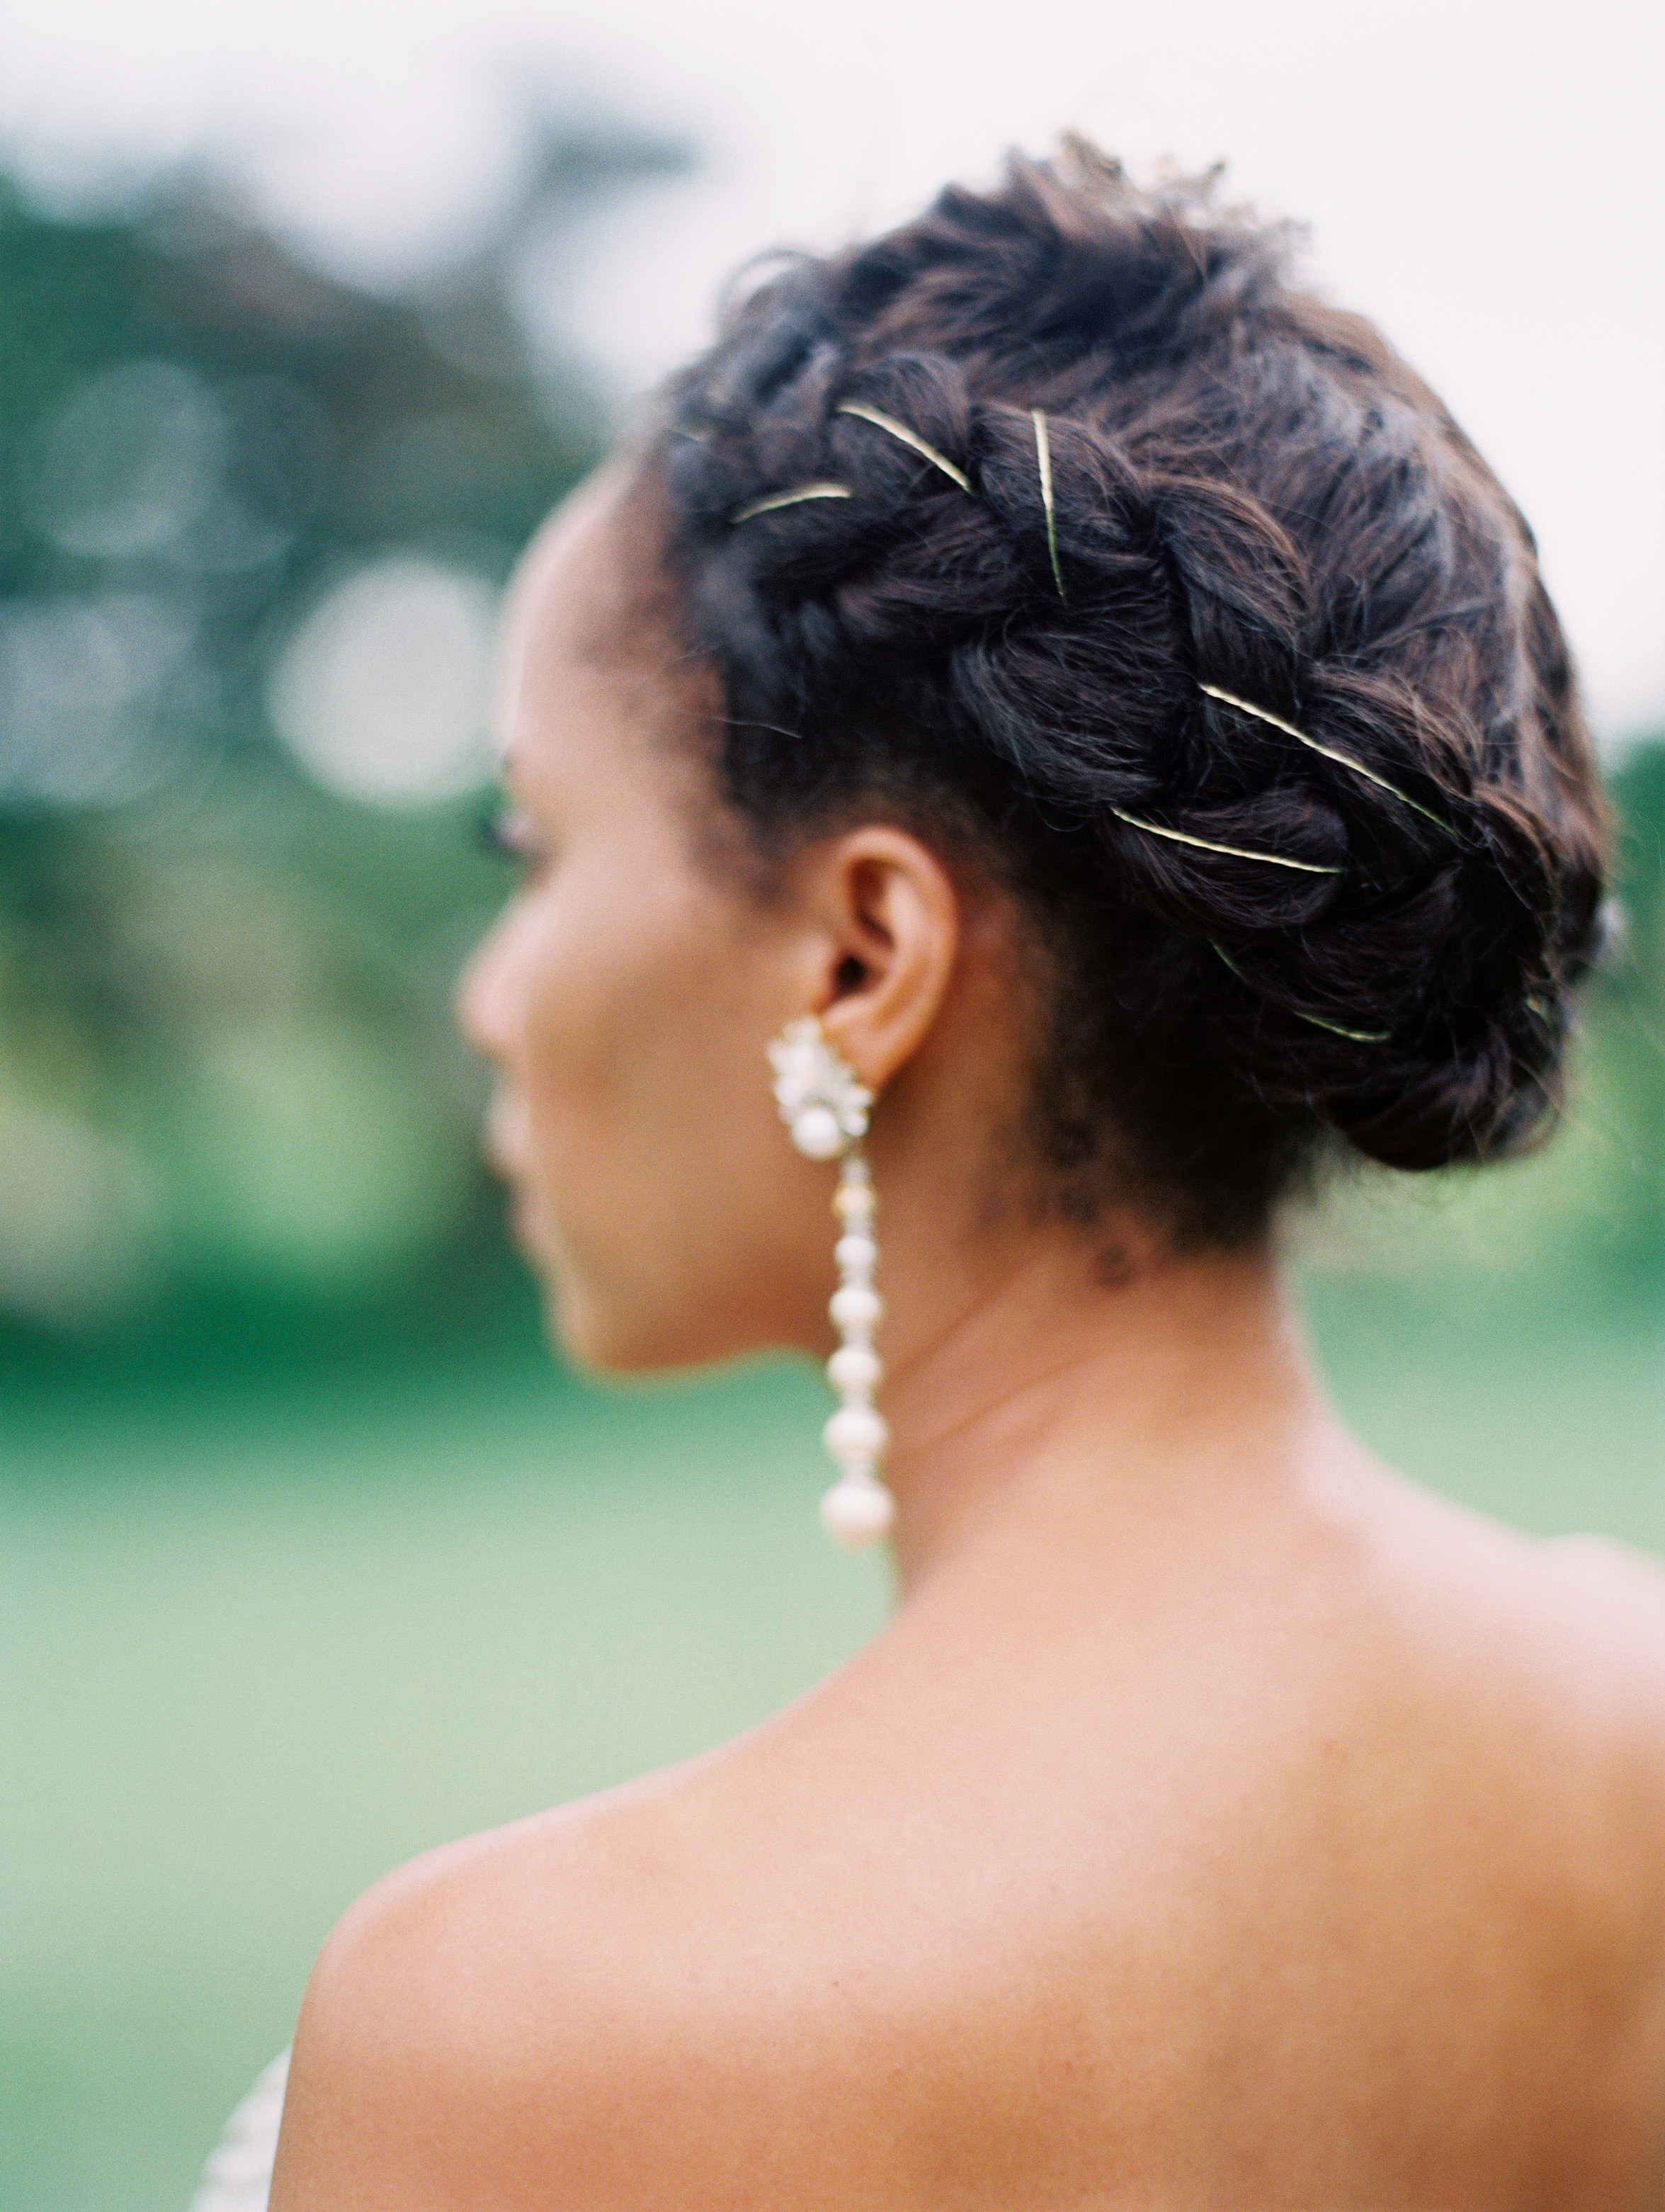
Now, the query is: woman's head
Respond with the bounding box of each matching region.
[459,468,1018,1371]
[657,144,1608,1235]
[462,144,1608,1365]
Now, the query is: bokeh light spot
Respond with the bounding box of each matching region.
[23,359,227,560]
[0,591,198,805]
[266,556,500,807]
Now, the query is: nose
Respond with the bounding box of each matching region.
[454,914,520,1067]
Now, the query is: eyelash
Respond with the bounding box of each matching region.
[476,802,549,873]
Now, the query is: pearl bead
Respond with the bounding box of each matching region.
[824,1404,889,1462]
[790,1105,843,1159]
[819,1475,896,1545]
[834,1232,877,1275]
[829,1283,882,1334]
[832,1183,875,1220]
[827,1344,882,1394]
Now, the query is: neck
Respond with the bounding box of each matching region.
[876,1228,1331,1596]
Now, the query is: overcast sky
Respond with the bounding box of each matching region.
[3,0,1661,739]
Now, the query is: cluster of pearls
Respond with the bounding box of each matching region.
[768,1013,895,1547]
[767,1014,873,1160]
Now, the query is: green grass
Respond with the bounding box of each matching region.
[4,1277,1664,2212]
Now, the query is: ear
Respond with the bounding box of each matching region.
[790,826,961,1092]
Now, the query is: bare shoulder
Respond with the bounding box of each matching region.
[1482,1511,1665,1761]
[1540,1523,1665,1661]
[1363,1465,1665,1708]
[269,1757,761,2211]
[1360,1478,1665,1942]
[1520,1528,1665,2036]
[1378,1478,1665,1771]
[1533,1526,1665,1795]
[266,1684,899,2212]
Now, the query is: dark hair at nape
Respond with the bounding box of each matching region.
[650,140,1608,1249]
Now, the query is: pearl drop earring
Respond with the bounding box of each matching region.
[767,1016,895,1546]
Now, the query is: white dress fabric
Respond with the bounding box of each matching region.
[190,2049,290,2212]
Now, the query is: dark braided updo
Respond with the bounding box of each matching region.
[652,143,1608,1247]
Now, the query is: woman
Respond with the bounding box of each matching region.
[210,145,1665,2206]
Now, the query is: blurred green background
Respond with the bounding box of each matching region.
[1,130,1662,2212]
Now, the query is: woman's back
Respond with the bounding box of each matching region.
[274,1360,1665,2207]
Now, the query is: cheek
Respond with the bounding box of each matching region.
[516,858,724,1155]
[512,859,826,1367]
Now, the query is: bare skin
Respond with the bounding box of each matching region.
[271,472,1665,2209]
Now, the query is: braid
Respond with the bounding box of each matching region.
[655,149,1607,1240]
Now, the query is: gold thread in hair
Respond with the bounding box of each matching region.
[835,402,972,494]
[1032,409,1066,601]
[731,482,852,523]
[1196,683,1457,838]
[1110,807,1343,875]
[1210,941,1390,1042]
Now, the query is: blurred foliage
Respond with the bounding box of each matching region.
[0,127,1660,1389]
[0,126,688,1377]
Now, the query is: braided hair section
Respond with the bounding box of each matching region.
[655,149,1607,1242]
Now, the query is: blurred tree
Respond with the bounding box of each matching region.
[0,121,688,1370]
[1601,744,1665,1273]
